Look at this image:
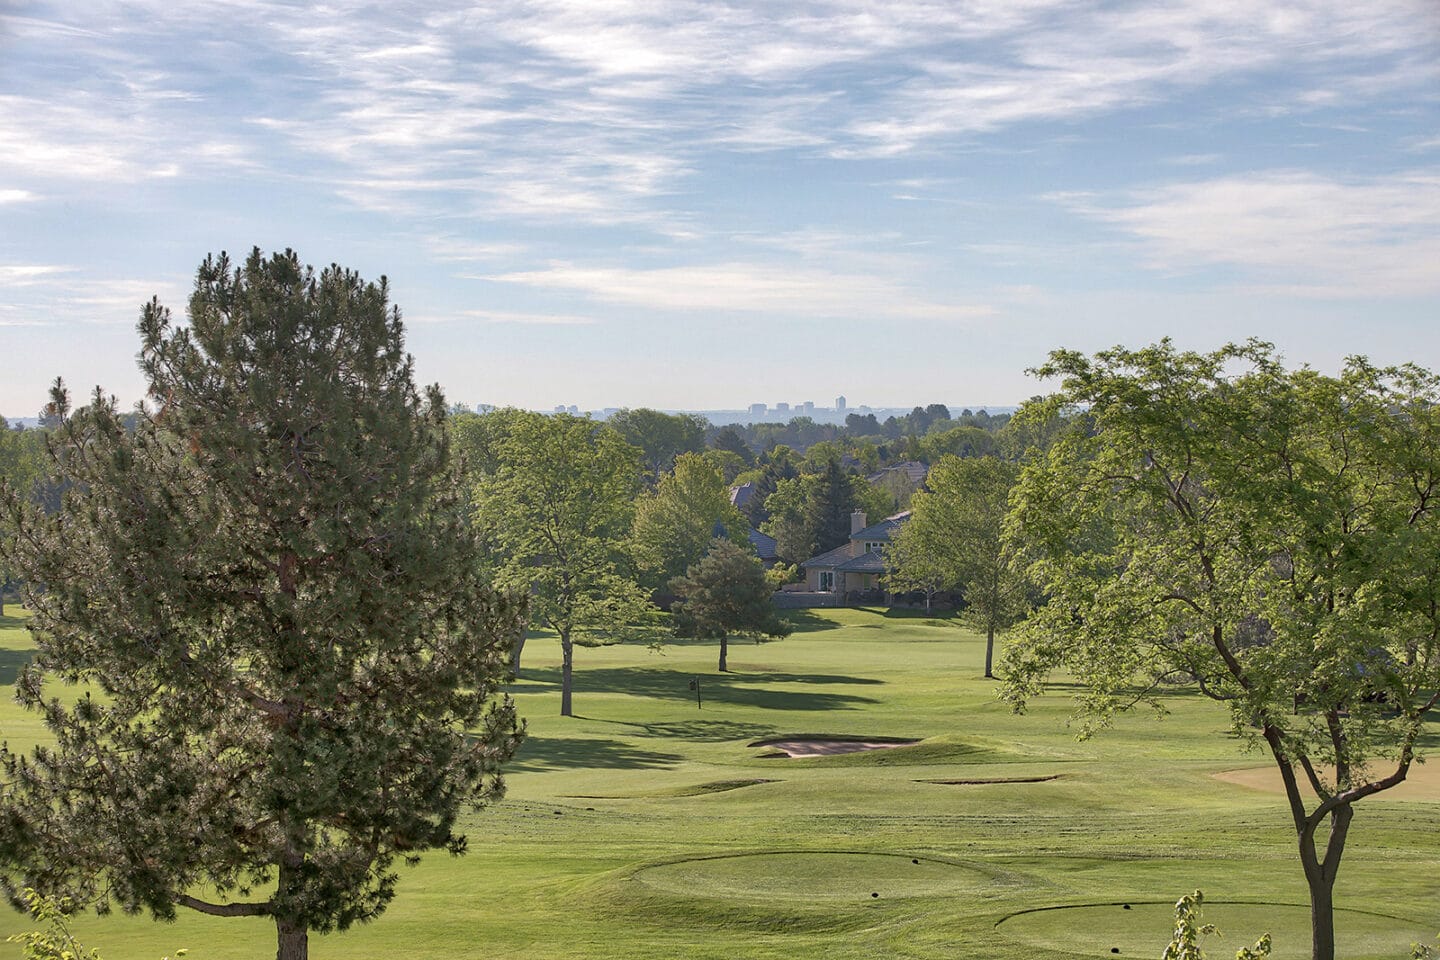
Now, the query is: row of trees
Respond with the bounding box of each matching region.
[882,341,1440,960]
[459,408,797,716]
[3,246,1435,960]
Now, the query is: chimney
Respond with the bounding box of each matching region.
[851,510,867,535]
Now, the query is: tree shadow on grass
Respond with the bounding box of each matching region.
[0,611,32,631]
[575,717,779,743]
[776,610,838,634]
[508,736,685,771]
[0,649,33,685]
[515,666,882,712]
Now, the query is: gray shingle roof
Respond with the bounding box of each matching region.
[747,527,778,561]
[851,513,908,542]
[801,543,853,569]
[835,552,887,573]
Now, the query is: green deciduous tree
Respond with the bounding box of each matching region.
[473,411,650,715]
[631,453,748,591]
[670,538,791,672]
[607,408,706,480]
[890,455,1026,677]
[762,460,889,564]
[0,249,523,960]
[1002,341,1440,960]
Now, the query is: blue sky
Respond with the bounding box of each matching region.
[2,1,1437,415]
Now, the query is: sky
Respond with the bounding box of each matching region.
[2,1,1438,416]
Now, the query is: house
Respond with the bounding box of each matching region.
[800,509,910,600]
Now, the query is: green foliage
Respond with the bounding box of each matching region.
[709,426,754,467]
[631,454,749,590]
[765,561,800,591]
[888,455,1025,672]
[1162,890,1270,960]
[762,460,888,564]
[916,424,997,462]
[7,889,188,960]
[472,410,652,714]
[1003,340,1440,960]
[607,408,706,479]
[701,448,748,484]
[670,538,792,671]
[0,249,523,960]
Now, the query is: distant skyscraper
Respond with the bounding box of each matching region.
[749,403,767,418]
[802,401,814,414]
[775,402,790,414]
[836,395,846,412]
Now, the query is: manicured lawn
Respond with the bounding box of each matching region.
[0,604,1437,958]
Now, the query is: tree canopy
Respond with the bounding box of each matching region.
[472,410,650,715]
[630,453,748,591]
[1001,340,1440,960]
[606,408,706,479]
[762,460,889,563]
[889,455,1025,676]
[670,538,791,672]
[0,249,523,960]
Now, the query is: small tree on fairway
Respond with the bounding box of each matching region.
[671,538,791,672]
[0,250,524,960]
[889,455,1026,677]
[472,411,652,714]
[1003,341,1440,960]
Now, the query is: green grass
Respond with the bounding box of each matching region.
[0,604,1437,959]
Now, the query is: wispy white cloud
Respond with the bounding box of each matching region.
[0,265,75,286]
[0,189,38,204]
[10,0,1433,228]
[1057,169,1440,297]
[452,309,597,326]
[487,260,993,321]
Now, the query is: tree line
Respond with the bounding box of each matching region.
[1,250,1436,960]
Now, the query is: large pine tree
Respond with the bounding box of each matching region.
[0,250,523,960]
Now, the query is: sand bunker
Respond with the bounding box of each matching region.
[750,736,919,758]
[1214,762,1440,801]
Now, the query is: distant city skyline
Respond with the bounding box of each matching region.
[3,2,1437,415]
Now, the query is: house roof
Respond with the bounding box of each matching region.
[729,482,757,509]
[801,511,912,570]
[834,551,888,573]
[747,527,778,561]
[801,543,853,570]
[851,512,909,542]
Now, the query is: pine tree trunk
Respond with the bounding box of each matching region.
[276,833,309,960]
[560,632,574,717]
[718,634,728,672]
[984,624,995,679]
[276,918,308,960]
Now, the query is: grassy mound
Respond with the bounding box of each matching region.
[631,851,996,903]
[997,901,1436,960]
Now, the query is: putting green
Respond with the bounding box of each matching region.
[996,901,1438,960]
[631,852,994,902]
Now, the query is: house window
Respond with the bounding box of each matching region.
[818,571,834,592]
[865,541,885,553]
